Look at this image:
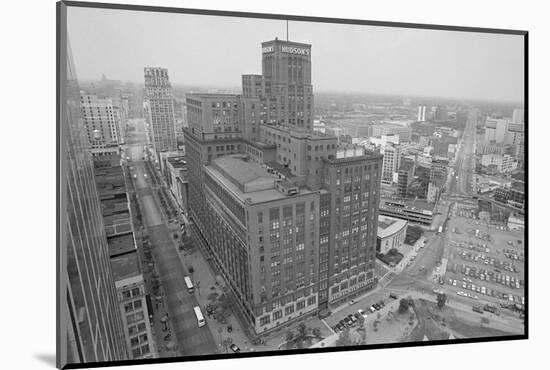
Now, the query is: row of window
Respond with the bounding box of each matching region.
[258,295,317,326]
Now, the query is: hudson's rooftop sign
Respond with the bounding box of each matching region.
[262,45,310,55]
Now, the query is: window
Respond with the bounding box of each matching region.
[260,315,271,326]
[285,305,295,315]
[273,310,283,320]
[307,296,316,306]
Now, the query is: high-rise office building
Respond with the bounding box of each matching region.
[242,38,313,131]
[417,104,426,122]
[144,67,177,154]
[61,45,128,367]
[80,94,121,156]
[183,39,382,335]
[484,118,509,143]
[397,158,415,198]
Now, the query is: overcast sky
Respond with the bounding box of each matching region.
[67,7,524,102]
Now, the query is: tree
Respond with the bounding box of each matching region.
[398,298,410,314]
[285,330,295,346]
[335,328,353,347]
[312,327,322,338]
[437,293,447,309]
[297,322,308,340]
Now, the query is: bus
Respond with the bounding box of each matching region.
[184,276,194,293]
[193,306,205,327]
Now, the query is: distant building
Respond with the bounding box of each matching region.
[165,155,189,214]
[432,139,450,160]
[507,215,524,231]
[430,159,448,187]
[494,182,525,209]
[434,106,448,122]
[80,94,121,153]
[481,154,517,173]
[427,182,439,203]
[512,108,524,124]
[144,67,178,154]
[371,123,412,142]
[381,143,401,184]
[484,118,509,144]
[368,135,401,184]
[417,105,426,122]
[397,158,415,198]
[376,216,408,254]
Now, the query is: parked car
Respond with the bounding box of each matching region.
[353,312,362,321]
[472,306,483,314]
[349,299,357,305]
[358,309,367,318]
[378,300,385,307]
[230,344,241,353]
[368,306,376,313]
[389,293,398,300]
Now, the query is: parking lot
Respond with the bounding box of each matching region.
[441,203,525,314]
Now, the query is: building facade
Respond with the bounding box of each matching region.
[183,39,383,335]
[80,94,121,154]
[377,216,408,254]
[144,67,177,154]
[62,45,128,366]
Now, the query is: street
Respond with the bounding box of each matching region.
[125,119,218,356]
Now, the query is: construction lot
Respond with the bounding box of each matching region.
[442,202,525,316]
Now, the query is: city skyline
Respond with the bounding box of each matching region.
[59,4,526,368]
[68,7,524,102]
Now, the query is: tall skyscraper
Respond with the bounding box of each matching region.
[417,104,426,122]
[144,67,177,154]
[242,38,313,131]
[183,39,382,335]
[60,44,129,367]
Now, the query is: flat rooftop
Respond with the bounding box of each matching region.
[107,232,136,257]
[110,250,141,282]
[206,155,313,204]
[380,198,434,215]
[167,155,187,168]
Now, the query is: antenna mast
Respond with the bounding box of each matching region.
[286,20,289,41]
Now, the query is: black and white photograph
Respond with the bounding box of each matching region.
[55,1,530,369]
